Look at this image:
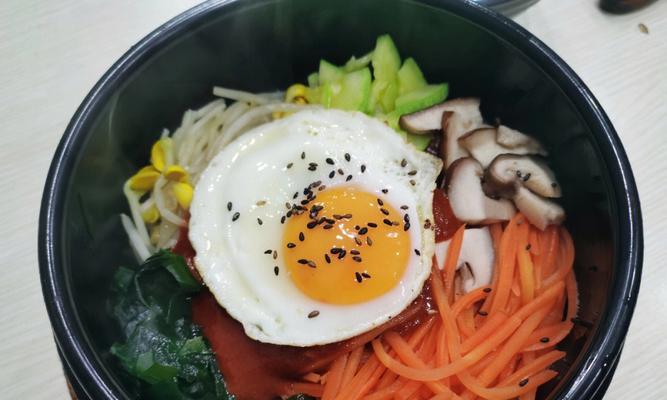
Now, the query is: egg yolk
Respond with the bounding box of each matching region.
[282,186,411,305]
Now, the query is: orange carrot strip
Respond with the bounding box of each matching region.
[517,242,535,305]
[498,350,565,386]
[540,226,559,279]
[518,353,537,400]
[396,380,423,400]
[528,228,541,256]
[452,286,491,317]
[522,322,573,351]
[435,322,451,387]
[457,307,476,339]
[302,372,321,383]
[514,281,565,321]
[541,229,574,289]
[322,354,348,400]
[460,313,508,354]
[489,214,522,315]
[340,346,365,389]
[335,353,381,400]
[444,224,466,305]
[457,370,557,400]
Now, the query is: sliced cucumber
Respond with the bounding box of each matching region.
[319,60,344,85]
[307,72,319,87]
[397,58,427,95]
[319,83,336,108]
[379,79,399,113]
[371,35,401,82]
[331,68,372,111]
[406,132,433,151]
[368,80,388,114]
[394,83,448,116]
[343,51,373,72]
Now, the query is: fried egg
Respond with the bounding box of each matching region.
[189,109,442,346]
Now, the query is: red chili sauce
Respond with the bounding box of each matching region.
[173,191,458,400]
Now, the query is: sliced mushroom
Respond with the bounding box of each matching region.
[399,97,483,135]
[434,227,494,292]
[496,125,547,155]
[446,157,516,224]
[484,154,562,198]
[459,127,546,168]
[513,186,565,230]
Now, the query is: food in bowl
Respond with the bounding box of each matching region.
[112,35,577,400]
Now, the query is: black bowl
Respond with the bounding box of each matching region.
[39,0,642,399]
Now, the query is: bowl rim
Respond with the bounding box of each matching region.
[38,0,643,398]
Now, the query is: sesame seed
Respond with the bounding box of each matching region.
[478,310,488,316]
[540,337,550,343]
[400,159,407,167]
[273,250,277,259]
[301,151,306,159]
[256,200,266,206]
[367,222,378,228]
[274,266,279,275]
[299,232,305,241]
[338,168,344,175]
[330,247,341,254]
[361,165,366,173]
[383,218,392,226]
[333,214,343,220]
[232,212,240,221]
[346,175,353,182]
[377,198,384,206]
[329,170,335,178]
[414,249,421,256]
[403,214,410,222]
[308,165,317,171]
[424,220,432,229]
[297,258,309,264]
[227,202,233,211]
[392,221,400,226]
[355,272,362,283]
[345,153,351,162]
[307,260,317,268]
[257,218,263,225]
[366,237,373,246]
[287,210,293,217]
[381,188,389,194]
[519,379,529,387]
[400,205,408,210]
[264,249,272,254]
[516,170,522,178]
[525,244,532,251]
[338,249,347,259]
[286,162,293,169]
[354,225,360,230]
[404,222,411,231]
[325,218,335,224]
[380,208,389,215]
[323,224,334,229]
[408,170,417,176]
[307,221,318,229]
[359,227,368,235]
[361,272,371,279]
[354,237,362,245]
[285,202,291,209]
[343,213,353,219]
[326,157,334,165]
[350,250,360,255]
[281,216,286,224]
[325,254,331,263]
[293,191,299,199]
[483,288,492,293]
[409,179,416,186]
[352,256,362,262]
[522,172,532,182]
[287,242,296,248]
[308,310,320,318]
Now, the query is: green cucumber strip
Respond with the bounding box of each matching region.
[368,80,388,114]
[343,51,373,72]
[371,35,401,82]
[307,72,319,87]
[406,132,433,150]
[318,60,344,84]
[394,83,448,116]
[331,68,372,111]
[397,58,427,95]
[379,79,399,113]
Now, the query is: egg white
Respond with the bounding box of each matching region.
[189,109,442,346]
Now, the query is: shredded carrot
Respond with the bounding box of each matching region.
[307,220,576,400]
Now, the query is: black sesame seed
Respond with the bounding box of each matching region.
[380,208,389,215]
[366,237,373,246]
[355,272,363,283]
[353,256,362,262]
[300,199,309,205]
[478,310,488,316]
[361,165,366,173]
[361,272,371,279]
[338,168,344,175]
[409,179,416,186]
[309,162,318,168]
[333,214,343,220]
[392,221,399,226]
[408,170,417,176]
[516,170,522,178]
[403,214,410,222]
[299,232,305,241]
[274,266,279,275]
[325,218,335,224]
[317,217,327,224]
[338,249,347,259]
[525,244,532,251]
[272,250,277,259]
[281,216,286,224]
[359,227,369,235]
[355,225,360,230]
[404,222,411,231]
[307,221,318,229]
[287,210,293,217]
[330,247,341,254]
[318,185,326,191]
[377,198,384,206]
[286,162,293,169]
[346,175,353,182]
[345,153,351,162]
[519,379,529,387]
[424,220,432,229]
[232,212,240,221]
[307,260,317,268]
[285,202,291,209]
[257,218,263,225]
[414,249,421,256]
[293,191,299,199]
[400,159,407,167]
[381,189,389,194]
[354,237,362,245]
[313,205,324,212]
[308,310,320,318]
[297,259,309,264]
[301,151,306,159]
[264,249,272,254]
[400,205,408,210]
[329,170,335,179]
[323,224,334,229]
[308,165,317,171]
[483,287,492,293]
[326,157,335,165]
[367,222,378,228]
[287,243,296,248]
[227,202,233,211]
[522,172,532,182]
[350,250,360,255]
[343,213,353,219]
[383,218,392,226]
[540,337,550,343]
[325,254,331,263]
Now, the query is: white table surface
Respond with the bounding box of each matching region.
[1,0,665,398]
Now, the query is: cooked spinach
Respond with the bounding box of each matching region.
[110,250,234,399]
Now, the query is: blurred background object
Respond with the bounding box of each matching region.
[473,0,541,15]
[599,0,658,13]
